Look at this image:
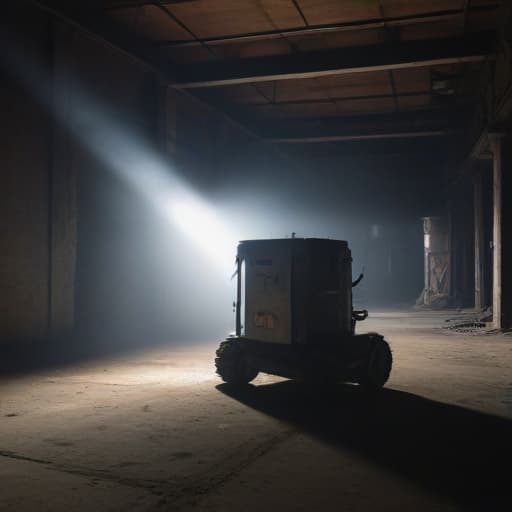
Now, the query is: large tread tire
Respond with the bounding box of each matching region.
[215,339,259,385]
[360,338,392,391]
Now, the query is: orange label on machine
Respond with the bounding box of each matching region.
[253,311,278,329]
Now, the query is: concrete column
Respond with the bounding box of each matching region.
[505,139,512,330]
[473,166,485,311]
[490,136,503,328]
[421,217,451,307]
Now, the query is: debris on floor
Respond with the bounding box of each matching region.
[443,308,500,336]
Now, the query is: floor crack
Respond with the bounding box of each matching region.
[0,450,52,465]
[152,428,298,510]
[2,428,297,504]
[0,449,166,491]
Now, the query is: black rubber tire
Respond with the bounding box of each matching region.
[215,339,259,385]
[360,338,392,391]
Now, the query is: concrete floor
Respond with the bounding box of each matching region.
[1,310,511,511]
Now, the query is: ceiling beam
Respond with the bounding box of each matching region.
[253,106,472,142]
[157,4,500,48]
[262,104,472,124]
[171,32,496,89]
[248,91,425,107]
[269,130,458,144]
[281,135,462,158]
[244,90,481,108]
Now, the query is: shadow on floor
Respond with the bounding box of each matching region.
[218,381,511,511]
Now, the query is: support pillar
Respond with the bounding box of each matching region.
[490,136,503,328]
[473,165,485,311]
[421,217,451,307]
[489,134,511,329]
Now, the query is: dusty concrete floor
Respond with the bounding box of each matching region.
[1,310,511,511]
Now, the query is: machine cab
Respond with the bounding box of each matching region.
[236,238,353,345]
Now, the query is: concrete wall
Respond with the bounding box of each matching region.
[0,73,51,340]
[0,6,175,343]
[1,8,80,343]
[0,10,79,343]
[1,8,53,341]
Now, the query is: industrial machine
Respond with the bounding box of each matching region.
[215,238,392,389]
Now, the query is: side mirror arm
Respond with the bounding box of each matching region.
[352,273,364,287]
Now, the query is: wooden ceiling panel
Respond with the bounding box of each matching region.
[211,84,270,105]
[163,39,292,63]
[208,39,292,60]
[261,73,392,103]
[288,28,386,52]
[251,102,343,119]
[397,94,432,110]
[163,45,212,64]
[258,0,309,28]
[314,72,393,98]
[380,0,464,18]
[393,68,431,94]
[251,82,279,102]
[249,97,396,119]
[167,0,305,39]
[399,18,463,40]
[297,0,381,25]
[272,79,331,102]
[108,6,193,42]
[334,96,395,115]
